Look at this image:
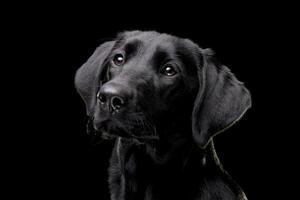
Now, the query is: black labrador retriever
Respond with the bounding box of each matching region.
[75,31,251,200]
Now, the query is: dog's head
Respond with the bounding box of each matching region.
[75,31,251,148]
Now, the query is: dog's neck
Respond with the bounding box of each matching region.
[116,126,220,170]
[145,135,203,167]
[113,136,218,198]
[111,135,246,200]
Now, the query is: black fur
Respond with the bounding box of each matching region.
[75,31,251,200]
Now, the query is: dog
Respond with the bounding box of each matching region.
[75,31,251,200]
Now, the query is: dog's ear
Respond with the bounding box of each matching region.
[75,41,114,116]
[192,49,251,149]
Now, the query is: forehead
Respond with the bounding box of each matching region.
[116,32,179,54]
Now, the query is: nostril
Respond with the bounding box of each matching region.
[97,93,106,103]
[111,96,124,110]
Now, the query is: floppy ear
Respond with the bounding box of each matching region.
[192,49,252,149]
[74,41,114,116]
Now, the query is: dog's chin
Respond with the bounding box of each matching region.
[94,120,159,142]
[103,129,132,139]
[94,121,130,139]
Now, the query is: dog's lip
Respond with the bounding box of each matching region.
[94,120,128,137]
[100,126,159,141]
[94,118,159,141]
[109,129,159,141]
[93,118,109,131]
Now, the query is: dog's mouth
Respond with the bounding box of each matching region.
[93,117,159,141]
[97,120,131,138]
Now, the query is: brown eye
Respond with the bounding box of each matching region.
[113,53,124,66]
[161,65,177,76]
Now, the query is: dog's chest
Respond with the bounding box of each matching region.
[110,138,154,200]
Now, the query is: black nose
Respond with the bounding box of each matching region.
[97,84,128,112]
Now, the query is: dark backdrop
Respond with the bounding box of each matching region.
[4,3,292,200]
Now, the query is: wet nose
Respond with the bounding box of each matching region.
[97,83,129,112]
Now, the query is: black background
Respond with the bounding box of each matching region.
[3,3,294,200]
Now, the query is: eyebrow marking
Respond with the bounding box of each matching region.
[123,39,142,59]
[174,41,199,74]
[151,47,170,68]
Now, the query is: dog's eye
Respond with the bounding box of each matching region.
[161,65,177,76]
[113,53,125,66]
